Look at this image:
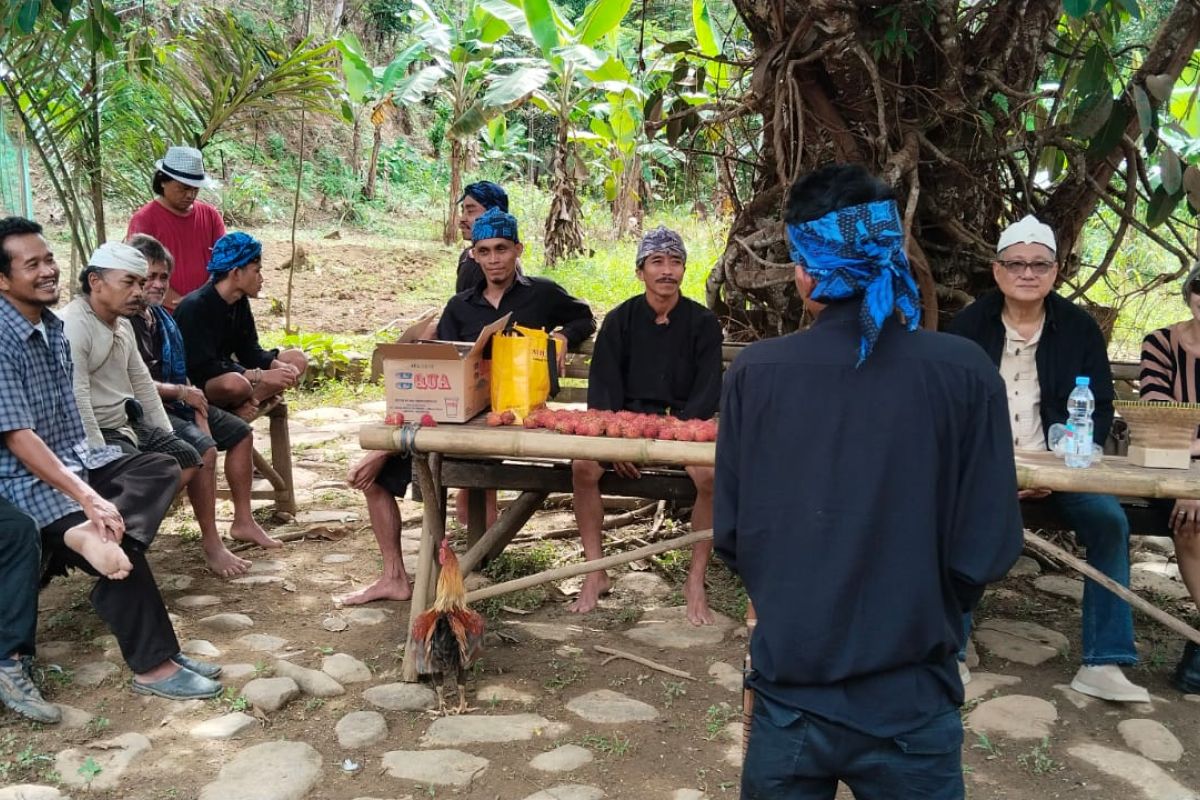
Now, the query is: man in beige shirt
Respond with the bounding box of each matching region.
[61,243,250,577]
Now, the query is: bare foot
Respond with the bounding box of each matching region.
[229,519,282,550]
[233,400,260,422]
[63,528,133,580]
[568,571,610,614]
[204,542,252,578]
[336,576,413,605]
[684,578,716,625]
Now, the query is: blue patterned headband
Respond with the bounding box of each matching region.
[460,181,509,212]
[786,199,921,365]
[208,232,262,275]
[472,207,520,244]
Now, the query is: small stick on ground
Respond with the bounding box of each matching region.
[594,645,696,680]
[528,502,658,542]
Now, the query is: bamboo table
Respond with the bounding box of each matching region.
[359,421,1200,680]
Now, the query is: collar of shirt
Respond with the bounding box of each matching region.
[1001,314,1044,352]
[0,293,57,341]
[637,294,686,325]
[467,272,532,306]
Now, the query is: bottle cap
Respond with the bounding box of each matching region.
[1075,376,1090,386]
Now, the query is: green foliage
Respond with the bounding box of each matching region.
[482,542,558,581]
[0,733,58,785]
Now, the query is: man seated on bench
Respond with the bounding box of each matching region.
[0,217,222,717]
[338,208,593,606]
[60,243,260,577]
[571,227,723,625]
[174,232,308,420]
[455,181,510,293]
[948,215,1148,703]
[127,234,279,568]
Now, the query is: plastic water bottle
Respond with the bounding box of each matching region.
[1064,376,1095,468]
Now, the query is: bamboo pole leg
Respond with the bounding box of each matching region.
[1023,530,1200,646]
[401,455,447,682]
[743,601,756,756]
[459,491,549,576]
[466,489,487,549]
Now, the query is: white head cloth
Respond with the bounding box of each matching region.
[997,214,1056,256]
[89,241,148,277]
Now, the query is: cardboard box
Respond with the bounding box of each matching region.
[1128,444,1192,470]
[374,313,511,423]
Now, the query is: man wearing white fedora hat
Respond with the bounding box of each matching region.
[126,146,226,312]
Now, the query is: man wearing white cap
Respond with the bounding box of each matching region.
[62,240,263,576]
[126,146,226,311]
[949,214,1148,703]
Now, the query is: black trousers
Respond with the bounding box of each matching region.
[41,453,181,673]
[0,498,41,660]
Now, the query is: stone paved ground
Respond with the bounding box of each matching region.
[3,402,1199,799]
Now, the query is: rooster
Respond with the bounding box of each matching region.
[411,538,486,714]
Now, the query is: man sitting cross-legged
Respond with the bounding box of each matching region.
[0,217,222,711]
[338,208,594,606]
[173,232,308,421]
[570,227,723,625]
[128,234,279,567]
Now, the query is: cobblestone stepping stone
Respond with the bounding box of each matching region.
[1007,556,1041,578]
[381,749,488,787]
[1118,719,1184,763]
[1033,575,1084,602]
[53,704,93,730]
[337,711,388,749]
[529,744,594,773]
[510,621,582,642]
[962,672,1022,703]
[273,659,344,697]
[322,653,372,684]
[421,713,570,746]
[198,740,322,800]
[623,606,733,649]
[345,608,388,626]
[708,662,743,693]
[220,664,258,681]
[614,572,671,600]
[181,639,222,658]
[248,559,286,574]
[672,792,707,800]
[242,677,300,712]
[36,641,73,661]
[322,553,354,564]
[1069,743,1195,800]
[1133,561,1182,580]
[190,712,258,740]
[1132,571,1192,601]
[477,683,535,705]
[198,613,254,632]
[295,407,361,423]
[55,732,150,791]
[231,575,284,586]
[521,786,605,800]
[158,573,193,591]
[975,619,1067,666]
[566,689,658,723]
[74,661,119,687]
[966,695,1057,740]
[0,786,66,799]
[237,633,289,652]
[1053,683,1094,709]
[364,682,436,711]
[176,595,222,609]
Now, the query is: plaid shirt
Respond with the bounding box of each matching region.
[0,295,123,529]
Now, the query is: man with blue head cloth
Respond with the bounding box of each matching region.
[173,232,307,433]
[454,181,512,294]
[714,164,1022,799]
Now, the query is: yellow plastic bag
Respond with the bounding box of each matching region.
[490,324,559,417]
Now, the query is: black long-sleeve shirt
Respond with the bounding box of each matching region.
[947,290,1115,446]
[456,248,483,294]
[714,300,1023,737]
[174,282,278,387]
[587,295,722,419]
[436,274,595,348]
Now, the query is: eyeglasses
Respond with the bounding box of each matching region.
[998,259,1056,276]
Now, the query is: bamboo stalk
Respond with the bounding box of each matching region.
[1023,530,1200,646]
[593,645,696,680]
[743,601,756,756]
[530,502,658,542]
[464,530,712,603]
[402,456,445,682]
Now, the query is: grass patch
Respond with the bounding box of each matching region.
[579,732,633,757]
[0,732,59,785]
[482,542,559,582]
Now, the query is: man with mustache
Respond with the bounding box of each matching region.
[571,227,723,624]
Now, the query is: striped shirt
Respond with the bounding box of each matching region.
[1139,325,1200,402]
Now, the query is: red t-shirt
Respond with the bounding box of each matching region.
[126,199,226,302]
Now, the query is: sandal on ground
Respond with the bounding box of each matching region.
[171,653,223,679]
[132,668,222,700]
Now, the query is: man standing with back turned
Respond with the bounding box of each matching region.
[715,164,1023,799]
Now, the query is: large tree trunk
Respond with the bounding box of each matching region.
[363,123,382,199]
[543,111,585,266]
[710,0,1200,337]
[443,137,466,245]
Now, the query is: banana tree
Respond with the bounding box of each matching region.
[337,30,446,198]
[511,0,634,265]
